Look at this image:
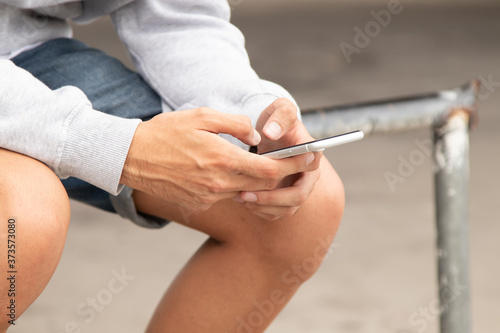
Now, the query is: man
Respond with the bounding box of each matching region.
[0,0,345,332]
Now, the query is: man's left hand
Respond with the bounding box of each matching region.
[236,98,323,221]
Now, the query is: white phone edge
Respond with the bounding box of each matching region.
[261,130,364,159]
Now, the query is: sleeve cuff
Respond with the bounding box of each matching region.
[57,101,142,195]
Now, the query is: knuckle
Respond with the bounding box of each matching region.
[235,115,253,135]
[306,158,321,172]
[224,157,238,171]
[255,193,268,205]
[262,166,280,180]
[274,97,289,108]
[296,191,309,205]
[283,207,298,218]
[206,151,230,170]
[207,178,229,194]
[216,158,237,174]
[264,179,279,191]
[237,114,252,126]
[195,107,213,119]
[207,183,221,194]
[261,214,279,222]
[275,98,297,115]
[198,106,211,114]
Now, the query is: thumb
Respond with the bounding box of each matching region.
[262,98,299,141]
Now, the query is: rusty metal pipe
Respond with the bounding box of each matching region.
[434,110,472,333]
[301,80,479,138]
[301,81,479,333]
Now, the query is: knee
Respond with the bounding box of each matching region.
[0,149,70,323]
[0,149,71,251]
[248,159,345,281]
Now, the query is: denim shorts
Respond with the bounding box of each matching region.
[12,38,169,228]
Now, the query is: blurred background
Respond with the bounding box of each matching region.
[17,1,499,332]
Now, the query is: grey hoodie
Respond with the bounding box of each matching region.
[0,0,297,194]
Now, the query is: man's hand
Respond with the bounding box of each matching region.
[236,98,323,221]
[120,107,318,213]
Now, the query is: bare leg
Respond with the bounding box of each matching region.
[134,157,344,333]
[0,149,71,332]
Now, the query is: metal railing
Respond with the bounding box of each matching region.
[301,80,480,333]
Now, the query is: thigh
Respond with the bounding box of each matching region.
[133,156,344,248]
[0,148,71,328]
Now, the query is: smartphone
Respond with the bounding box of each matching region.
[260,130,364,159]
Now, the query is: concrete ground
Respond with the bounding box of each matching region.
[15,2,500,333]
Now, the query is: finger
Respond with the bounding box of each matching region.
[273,152,322,175]
[243,186,306,207]
[244,202,301,220]
[235,151,319,185]
[240,170,319,207]
[195,108,261,146]
[261,98,298,141]
[213,190,244,201]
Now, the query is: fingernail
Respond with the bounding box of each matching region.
[242,192,258,202]
[264,121,282,140]
[305,153,315,166]
[253,129,261,146]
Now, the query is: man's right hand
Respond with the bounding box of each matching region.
[120,108,318,213]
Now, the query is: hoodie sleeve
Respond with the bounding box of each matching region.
[111,0,300,149]
[0,59,141,194]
